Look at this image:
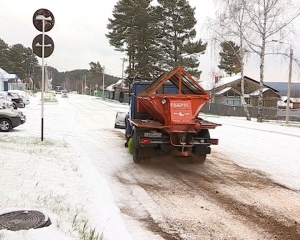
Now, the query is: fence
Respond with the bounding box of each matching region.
[8,83,27,90]
[277,109,300,121]
[98,91,299,122]
[201,103,278,120]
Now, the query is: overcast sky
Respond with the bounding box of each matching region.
[0,0,299,83]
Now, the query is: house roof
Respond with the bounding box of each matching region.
[0,68,18,80]
[250,87,282,98]
[250,87,270,96]
[281,97,300,103]
[203,75,279,93]
[215,75,241,89]
[0,68,8,74]
[214,87,241,96]
[4,73,18,79]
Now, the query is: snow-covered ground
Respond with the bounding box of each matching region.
[0,93,132,240]
[0,93,299,239]
[202,114,300,191]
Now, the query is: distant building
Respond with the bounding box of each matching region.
[203,75,281,108]
[0,67,19,91]
[106,79,128,92]
[278,96,300,109]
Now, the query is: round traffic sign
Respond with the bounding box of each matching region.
[32,34,55,58]
[33,8,55,32]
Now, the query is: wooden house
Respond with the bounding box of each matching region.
[207,75,281,108]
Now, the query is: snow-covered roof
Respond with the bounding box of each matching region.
[281,96,300,103]
[215,87,232,95]
[250,87,275,96]
[0,68,18,80]
[4,73,18,79]
[250,88,270,96]
[106,79,129,91]
[215,86,242,96]
[0,67,8,74]
[202,74,242,91]
[202,75,279,94]
[215,75,241,88]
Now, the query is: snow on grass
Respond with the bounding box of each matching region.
[0,134,105,240]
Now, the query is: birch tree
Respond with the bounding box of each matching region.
[241,0,300,122]
[207,0,252,120]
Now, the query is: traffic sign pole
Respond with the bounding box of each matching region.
[32,8,55,142]
[41,18,45,141]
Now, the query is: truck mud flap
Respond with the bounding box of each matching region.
[193,146,211,155]
[138,147,156,157]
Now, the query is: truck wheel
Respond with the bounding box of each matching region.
[132,133,142,164]
[127,138,133,153]
[0,118,12,132]
[198,154,207,163]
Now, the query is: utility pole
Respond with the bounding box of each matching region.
[102,66,105,98]
[84,75,86,94]
[272,40,293,124]
[286,45,293,124]
[121,58,127,87]
[81,76,83,94]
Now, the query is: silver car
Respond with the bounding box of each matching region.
[61,90,68,98]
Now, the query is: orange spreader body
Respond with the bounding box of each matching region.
[135,66,212,133]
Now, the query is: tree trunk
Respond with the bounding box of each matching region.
[257,50,265,123]
[240,32,251,121]
[257,15,267,123]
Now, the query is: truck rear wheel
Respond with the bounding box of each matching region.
[197,154,207,163]
[132,132,142,164]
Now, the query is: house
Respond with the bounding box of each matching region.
[205,75,281,108]
[291,99,300,109]
[278,97,300,109]
[0,67,19,91]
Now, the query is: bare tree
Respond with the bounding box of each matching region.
[205,0,252,120]
[240,0,300,122]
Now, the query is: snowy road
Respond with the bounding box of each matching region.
[54,94,300,240]
[8,93,299,240]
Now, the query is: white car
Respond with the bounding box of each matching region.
[9,90,30,105]
[0,95,14,109]
[61,90,68,98]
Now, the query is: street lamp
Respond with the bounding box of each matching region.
[272,40,293,124]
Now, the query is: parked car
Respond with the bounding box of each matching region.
[0,95,14,109]
[0,91,19,109]
[9,90,30,105]
[6,92,25,108]
[0,107,26,132]
[114,111,127,129]
[61,90,68,98]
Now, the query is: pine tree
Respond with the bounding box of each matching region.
[218,41,241,76]
[106,0,160,78]
[156,0,207,77]
[0,39,11,71]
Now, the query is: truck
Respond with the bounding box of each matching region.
[115,66,221,164]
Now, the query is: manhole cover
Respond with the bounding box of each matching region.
[0,210,51,231]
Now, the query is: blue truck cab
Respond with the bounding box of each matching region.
[125,81,178,141]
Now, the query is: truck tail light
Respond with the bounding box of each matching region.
[140,138,151,143]
[207,139,218,145]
